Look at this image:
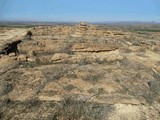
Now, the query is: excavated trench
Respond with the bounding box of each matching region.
[0,31,32,55]
[0,40,22,55]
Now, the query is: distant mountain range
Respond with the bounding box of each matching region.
[0,21,77,26]
[0,20,159,25]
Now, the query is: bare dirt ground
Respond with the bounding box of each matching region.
[0,23,160,120]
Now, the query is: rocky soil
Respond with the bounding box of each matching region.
[0,23,160,120]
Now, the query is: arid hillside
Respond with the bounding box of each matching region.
[0,23,160,120]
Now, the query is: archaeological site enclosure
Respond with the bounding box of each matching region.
[0,23,160,120]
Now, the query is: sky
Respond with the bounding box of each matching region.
[0,0,160,22]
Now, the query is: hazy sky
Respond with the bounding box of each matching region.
[0,0,160,22]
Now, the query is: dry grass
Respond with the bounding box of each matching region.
[0,98,114,120]
[82,71,105,84]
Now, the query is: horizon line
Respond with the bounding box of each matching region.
[0,20,159,23]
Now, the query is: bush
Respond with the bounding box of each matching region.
[53,97,114,120]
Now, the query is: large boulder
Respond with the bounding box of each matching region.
[17,54,27,62]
